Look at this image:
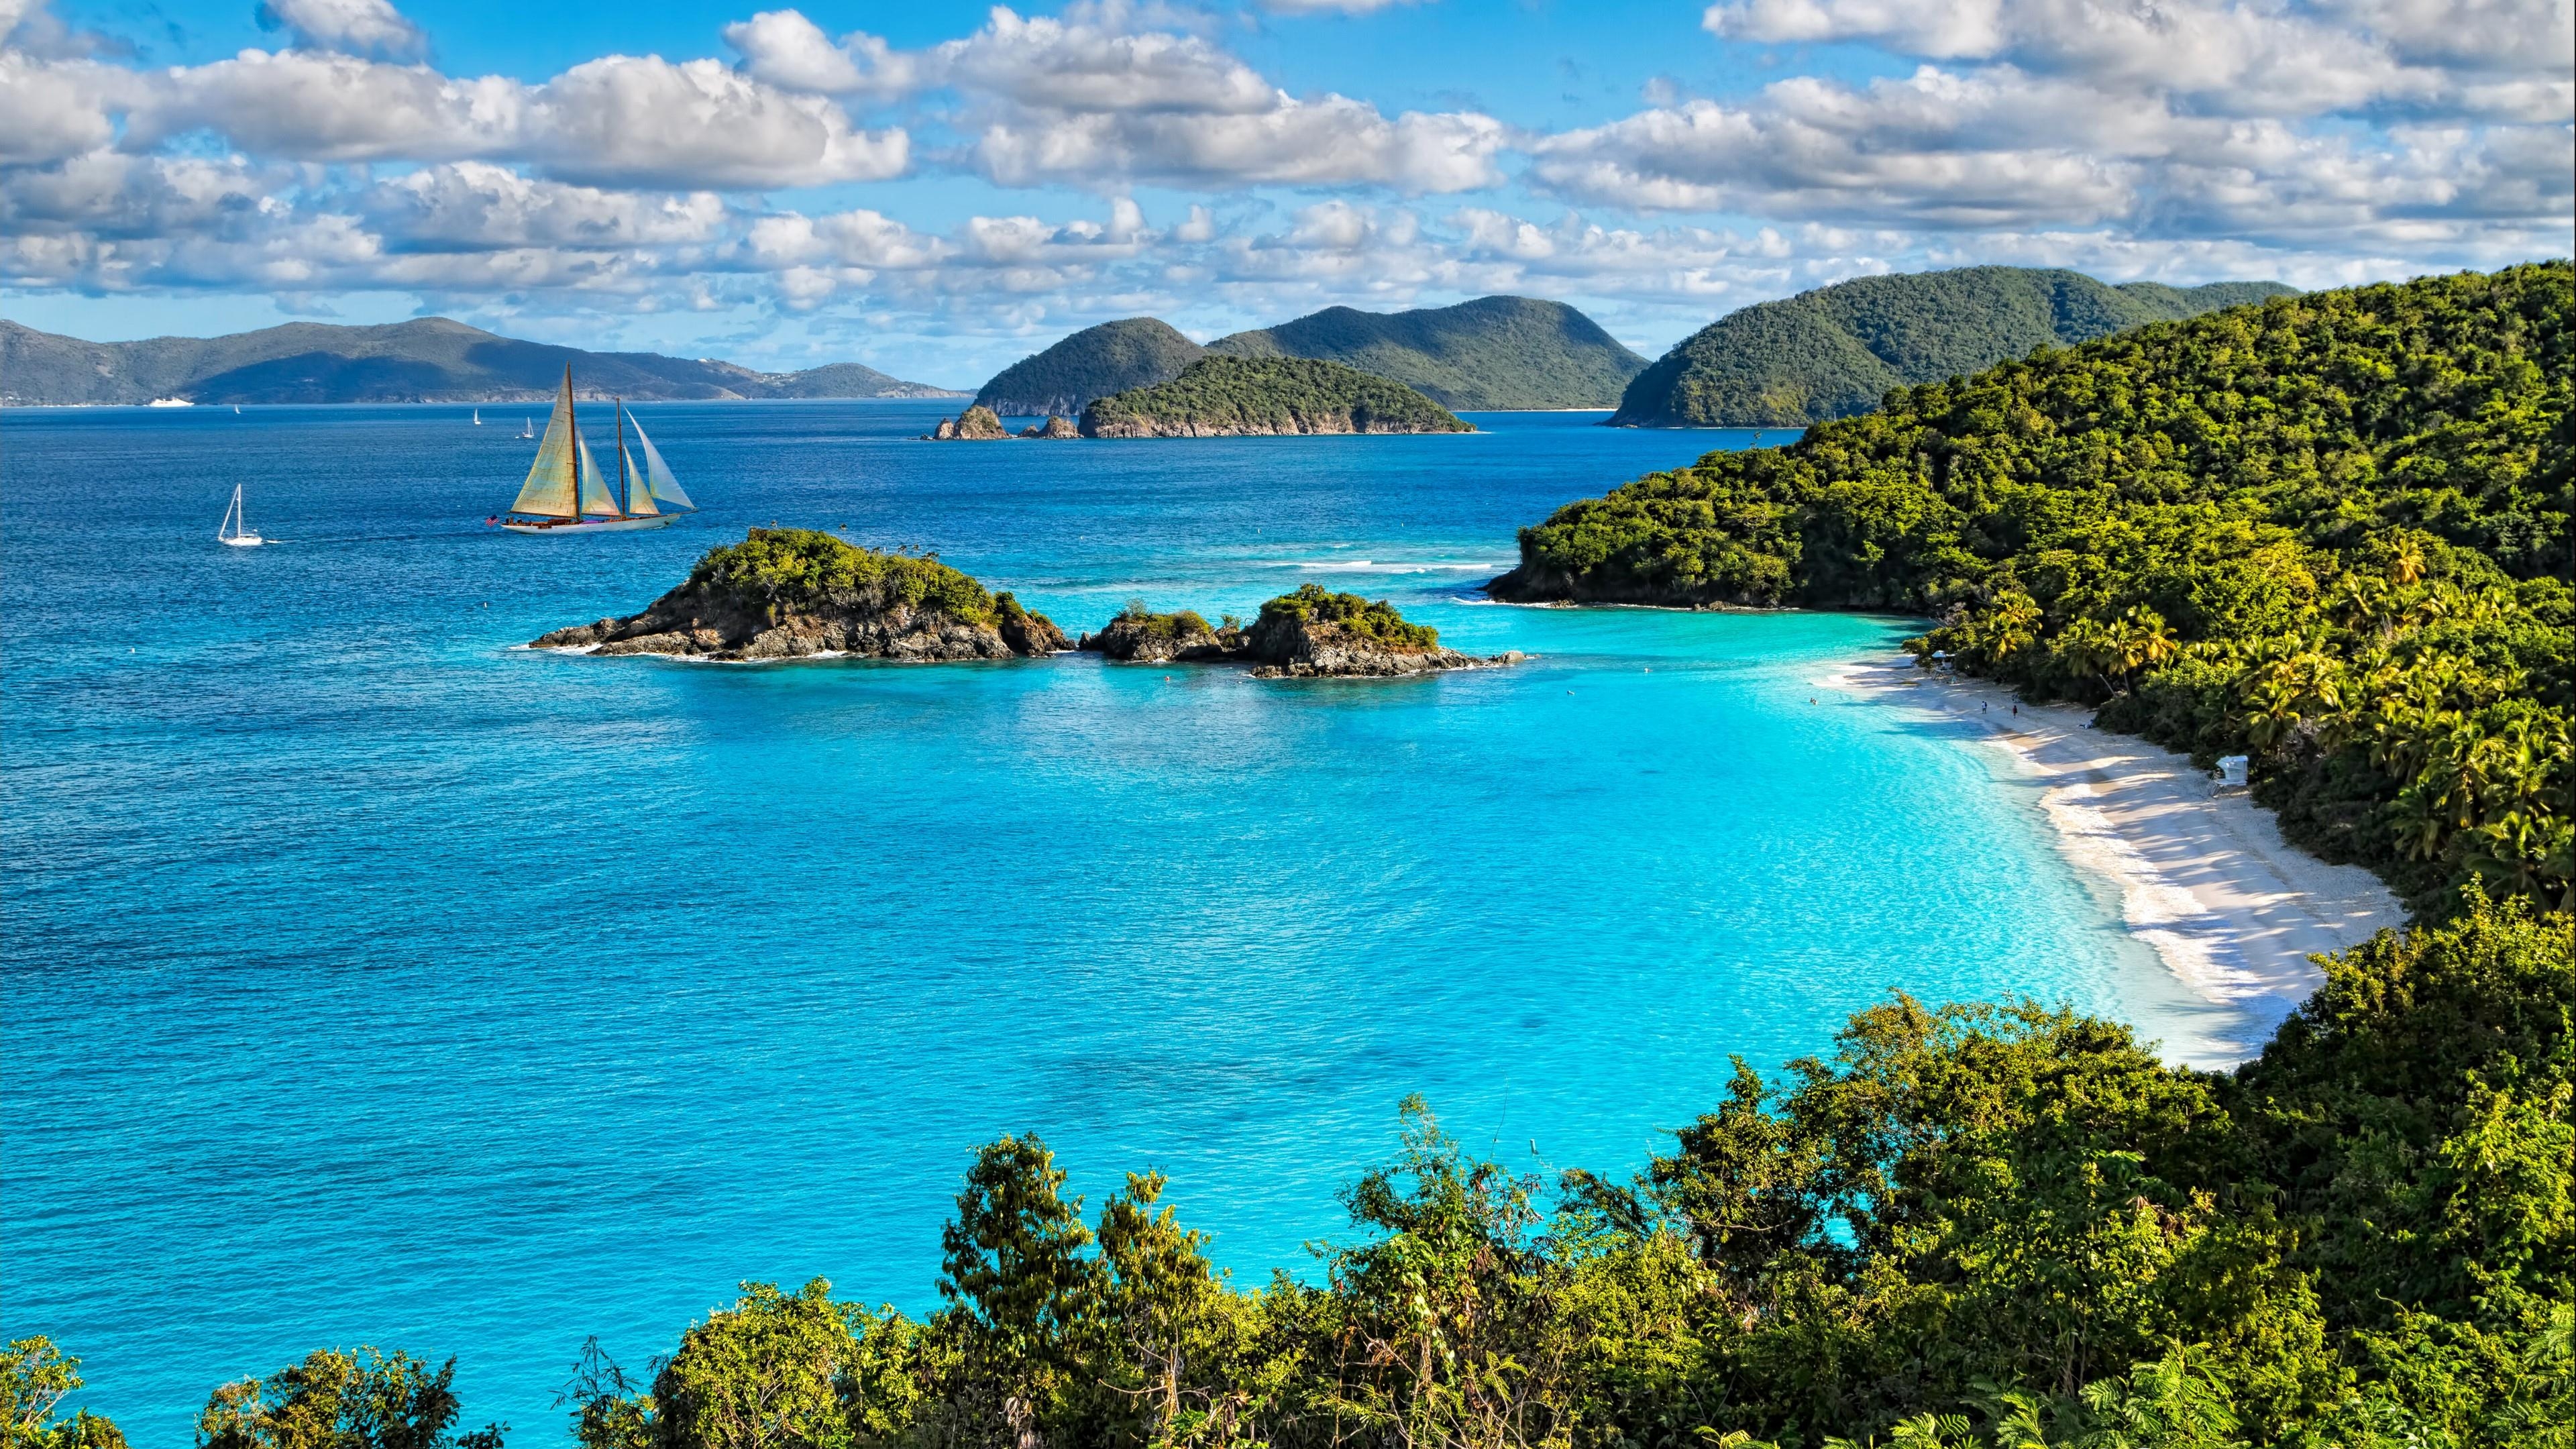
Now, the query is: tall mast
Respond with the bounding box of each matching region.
[615,399,630,517]
[564,366,579,517]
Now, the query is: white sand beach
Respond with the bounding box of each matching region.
[1827,655,2408,1065]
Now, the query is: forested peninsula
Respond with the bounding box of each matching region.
[1501,263,2572,912]
[1079,357,1470,437]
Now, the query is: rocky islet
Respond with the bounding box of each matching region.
[537,539,1515,678]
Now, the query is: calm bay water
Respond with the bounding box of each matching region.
[3,401,2198,1443]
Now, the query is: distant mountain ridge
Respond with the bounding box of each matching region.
[0,317,966,406]
[1612,268,2299,428]
[1205,297,1648,409]
[974,296,1650,419]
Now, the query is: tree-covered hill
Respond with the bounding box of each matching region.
[0,318,960,405]
[1079,356,1470,437]
[1208,296,1648,410]
[1500,263,2573,910]
[972,318,1207,417]
[1611,267,2298,427]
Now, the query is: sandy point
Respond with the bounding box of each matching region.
[1825,653,2407,1067]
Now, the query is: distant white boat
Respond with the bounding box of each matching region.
[217,484,264,547]
[519,417,535,439]
[496,368,694,535]
[150,397,192,408]
[233,405,241,415]
[473,409,482,425]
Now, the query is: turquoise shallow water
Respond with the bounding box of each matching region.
[5,402,2185,1443]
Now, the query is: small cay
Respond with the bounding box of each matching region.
[1080,585,1520,678]
[532,528,1068,661]
[1081,357,1472,437]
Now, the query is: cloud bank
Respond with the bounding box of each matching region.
[0,0,2564,365]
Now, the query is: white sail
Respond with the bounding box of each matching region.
[621,447,659,515]
[625,414,695,511]
[509,372,582,517]
[575,429,617,515]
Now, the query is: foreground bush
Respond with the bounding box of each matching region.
[19,902,2565,1448]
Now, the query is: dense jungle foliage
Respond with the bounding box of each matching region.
[975,319,1206,419]
[1080,358,1469,435]
[1254,583,1441,649]
[1208,298,1647,411]
[680,529,1002,626]
[1507,264,2574,911]
[13,896,2567,1448]
[1609,269,2295,428]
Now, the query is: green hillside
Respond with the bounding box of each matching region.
[1611,267,2298,427]
[1499,262,2573,910]
[1207,295,1647,409]
[973,318,1205,417]
[1079,356,1469,436]
[0,318,959,405]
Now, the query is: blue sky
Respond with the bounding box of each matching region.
[3,0,2569,386]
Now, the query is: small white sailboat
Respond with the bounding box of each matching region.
[473,409,482,425]
[233,405,242,415]
[496,368,694,534]
[217,484,264,547]
[519,417,535,439]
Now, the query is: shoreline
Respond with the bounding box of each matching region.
[1825,655,2406,1066]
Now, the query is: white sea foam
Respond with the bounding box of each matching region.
[1267,557,1515,574]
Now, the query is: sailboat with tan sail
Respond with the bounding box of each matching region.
[496,367,697,534]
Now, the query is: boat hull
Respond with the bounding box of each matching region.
[501,515,678,535]
[219,535,264,547]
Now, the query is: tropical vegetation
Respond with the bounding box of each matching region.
[682,529,1008,629]
[12,890,2568,1444]
[1254,583,1442,650]
[1080,358,1470,437]
[1504,263,2573,912]
[1609,268,2295,428]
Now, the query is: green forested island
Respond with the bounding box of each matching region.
[1205,297,1648,410]
[973,319,1206,419]
[1610,268,2296,428]
[1079,357,1470,437]
[0,319,962,406]
[1503,263,2571,911]
[531,529,1067,661]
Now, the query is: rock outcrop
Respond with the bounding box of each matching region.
[1077,586,1519,678]
[531,528,1067,662]
[1077,606,1240,661]
[1018,415,1079,439]
[924,405,1011,440]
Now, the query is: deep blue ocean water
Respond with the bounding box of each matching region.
[3,401,2207,1444]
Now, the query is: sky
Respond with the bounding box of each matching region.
[1,0,2569,387]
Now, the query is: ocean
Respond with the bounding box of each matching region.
[1,400,2206,1443]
